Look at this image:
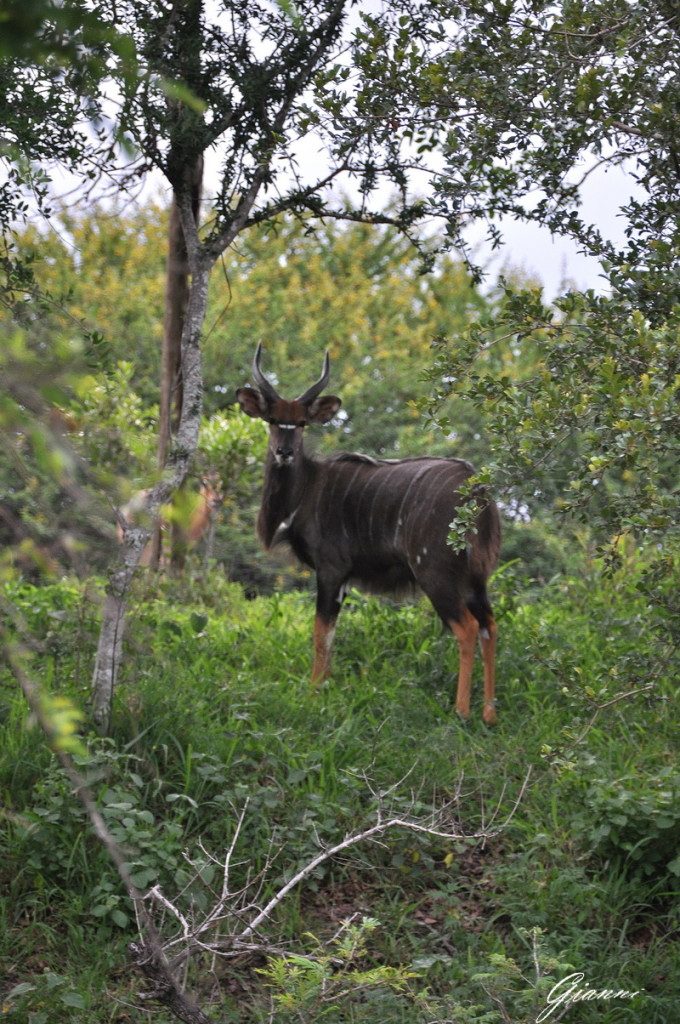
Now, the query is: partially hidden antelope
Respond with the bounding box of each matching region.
[237,345,501,723]
[117,474,223,567]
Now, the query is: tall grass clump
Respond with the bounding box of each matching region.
[1,558,678,1022]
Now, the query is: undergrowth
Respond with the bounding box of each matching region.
[1,564,679,1022]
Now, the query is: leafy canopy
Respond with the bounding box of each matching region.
[355,0,680,320]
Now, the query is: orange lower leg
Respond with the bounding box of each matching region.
[450,608,479,719]
[310,615,336,686]
[480,617,497,725]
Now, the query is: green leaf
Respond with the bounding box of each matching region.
[667,856,680,877]
[158,77,207,113]
[6,982,37,999]
[60,991,86,1008]
[43,972,66,990]
[190,611,208,634]
[38,694,87,756]
[274,0,302,28]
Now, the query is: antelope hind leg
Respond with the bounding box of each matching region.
[450,607,479,720]
[480,616,497,725]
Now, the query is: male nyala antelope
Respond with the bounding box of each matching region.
[237,345,501,723]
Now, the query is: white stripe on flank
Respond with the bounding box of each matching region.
[393,462,436,544]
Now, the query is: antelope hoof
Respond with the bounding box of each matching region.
[483,702,497,726]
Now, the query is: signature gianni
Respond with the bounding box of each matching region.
[536,971,642,1022]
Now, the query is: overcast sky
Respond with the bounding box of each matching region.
[466,159,635,300]
[200,138,635,303]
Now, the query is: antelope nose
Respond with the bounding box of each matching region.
[273,425,296,465]
[275,442,295,464]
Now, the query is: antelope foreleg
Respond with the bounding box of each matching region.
[450,608,479,720]
[310,580,347,687]
[311,614,336,687]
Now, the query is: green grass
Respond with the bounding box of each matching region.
[1,567,679,1022]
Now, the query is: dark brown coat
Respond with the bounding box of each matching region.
[237,346,500,723]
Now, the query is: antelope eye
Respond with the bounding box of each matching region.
[298,420,307,428]
[269,418,278,426]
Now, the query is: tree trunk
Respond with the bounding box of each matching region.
[152,158,203,569]
[91,526,149,734]
[91,254,211,734]
[91,593,125,734]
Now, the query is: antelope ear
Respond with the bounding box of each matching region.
[236,386,268,419]
[307,395,341,424]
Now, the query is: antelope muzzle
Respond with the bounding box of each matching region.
[272,425,299,466]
